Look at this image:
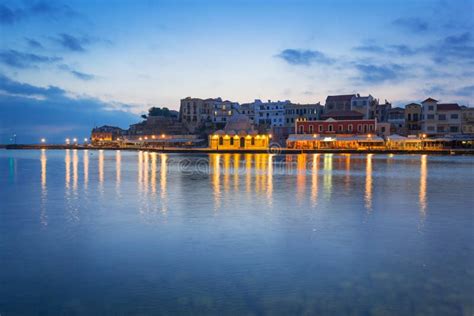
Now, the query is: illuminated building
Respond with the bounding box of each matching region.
[209,114,270,150]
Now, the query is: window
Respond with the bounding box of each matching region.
[219,137,223,145]
[438,114,446,120]
[328,124,333,132]
[408,114,412,121]
[413,114,419,121]
[428,106,434,111]
[230,138,234,146]
[357,124,362,132]
[318,125,323,132]
[348,124,353,132]
[427,114,435,120]
[450,126,459,133]
[251,137,255,145]
[309,125,314,133]
[338,125,343,132]
[451,114,459,119]
[427,126,435,131]
[298,125,304,134]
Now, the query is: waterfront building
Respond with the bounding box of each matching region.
[284,102,323,127]
[461,106,474,134]
[320,110,364,120]
[351,94,377,119]
[208,114,270,150]
[405,103,422,135]
[121,134,204,148]
[421,98,462,135]
[325,94,356,111]
[179,97,239,132]
[388,107,406,135]
[253,99,290,128]
[91,125,124,144]
[375,100,392,122]
[295,118,377,135]
[238,102,256,124]
[129,108,187,136]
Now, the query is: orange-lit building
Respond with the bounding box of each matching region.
[209,114,270,150]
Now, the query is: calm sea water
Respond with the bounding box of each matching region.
[0,149,473,315]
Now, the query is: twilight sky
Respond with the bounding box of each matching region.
[0,0,473,143]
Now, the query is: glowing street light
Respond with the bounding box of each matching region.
[65,138,70,144]
[161,134,166,138]
[84,138,88,142]
[41,138,46,143]
[73,138,78,143]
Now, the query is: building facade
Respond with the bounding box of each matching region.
[254,99,290,127]
[295,118,377,135]
[461,107,474,134]
[388,107,406,135]
[405,103,422,135]
[325,94,356,111]
[284,102,323,127]
[208,114,269,150]
[421,98,462,135]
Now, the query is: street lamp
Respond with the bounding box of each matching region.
[65,138,70,144]
[73,138,77,144]
[41,138,46,143]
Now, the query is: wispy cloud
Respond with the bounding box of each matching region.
[56,33,89,52]
[0,1,78,25]
[354,63,406,83]
[353,43,417,56]
[0,50,61,68]
[25,38,43,49]
[392,17,429,33]
[58,64,95,80]
[454,85,474,97]
[276,49,334,66]
[0,74,135,143]
[429,32,474,63]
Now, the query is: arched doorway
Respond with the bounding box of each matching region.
[240,137,245,148]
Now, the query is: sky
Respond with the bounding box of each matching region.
[0,0,473,143]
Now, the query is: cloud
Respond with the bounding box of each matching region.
[0,50,61,68]
[25,38,44,49]
[353,43,417,56]
[276,49,334,66]
[0,4,20,24]
[0,74,136,143]
[354,63,406,83]
[454,85,474,97]
[56,33,89,52]
[0,1,78,25]
[430,32,474,63]
[392,17,429,33]
[58,64,95,81]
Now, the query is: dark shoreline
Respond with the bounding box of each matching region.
[3,144,474,155]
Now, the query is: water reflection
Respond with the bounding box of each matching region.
[160,154,168,213]
[311,154,320,207]
[419,155,428,218]
[72,149,78,191]
[65,149,71,189]
[323,154,333,199]
[296,154,307,205]
[365,154,373,212]
[116,150,121,189]
[83,150,89,189]
[98,150,104,193]
[40,149,48,226]
[211,154,221,210]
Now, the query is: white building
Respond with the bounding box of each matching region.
[253,99,291,127]
[421,97,462,135]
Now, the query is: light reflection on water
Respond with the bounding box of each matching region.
[0,149,473,315]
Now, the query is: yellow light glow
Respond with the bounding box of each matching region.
[161,134,165,138]
[152,135,156,139]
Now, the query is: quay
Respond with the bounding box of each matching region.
[4,144,474,155]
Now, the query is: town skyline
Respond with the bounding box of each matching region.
[1,0,473,143]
